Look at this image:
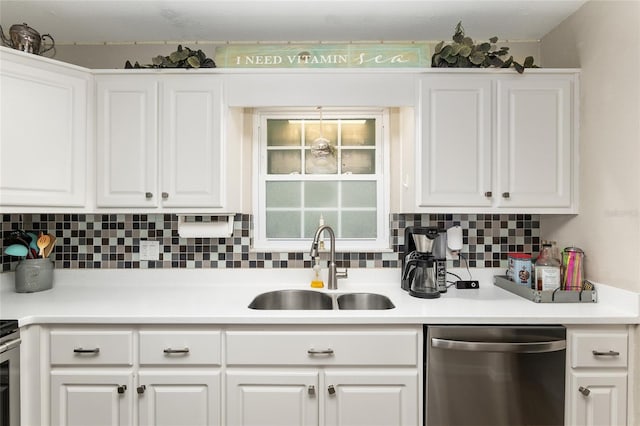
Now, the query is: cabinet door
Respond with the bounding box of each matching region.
[50,372,133,426]
[138,371,221,426]
[0,51,88,207]
[226,370,318,426]
[568,371,627,426]
[160,76,224,208]
[417,76,493,207]
[96,76,158,207]
[496,76,573,208]
[324,370,419,426]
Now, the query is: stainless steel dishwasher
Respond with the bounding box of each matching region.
[426,325,566,426]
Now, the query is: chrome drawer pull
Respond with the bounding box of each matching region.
[592,350,620,357]
[307,348,334,356]
[117,385,127,394]
[73,347,100,354]
[163,347,190,354]
[308,385,315,396]
[137,385,146,394]
[578,386,590,396]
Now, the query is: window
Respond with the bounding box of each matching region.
[253,108,389,251]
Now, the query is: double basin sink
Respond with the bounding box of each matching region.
[249,289,395,310]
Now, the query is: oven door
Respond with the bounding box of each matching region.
[0,336,20,426]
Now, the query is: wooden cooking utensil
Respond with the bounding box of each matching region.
[43,234,56,258]
[37,233,51,257]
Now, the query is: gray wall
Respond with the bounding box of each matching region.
[540,0,640,422]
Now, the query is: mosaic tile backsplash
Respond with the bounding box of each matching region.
[1,213,540,272]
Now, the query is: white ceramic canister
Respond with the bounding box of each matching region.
[15,258,54,293]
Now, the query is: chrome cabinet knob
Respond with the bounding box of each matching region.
[117,385,127,394]
[578,386,590,396]
[137,385,146,394]
[502,192,510,199]
[145,192,153,199]
[161,192,169,199]
[484,191,492,198]
[308,385,315,396]
[328,385,336,395]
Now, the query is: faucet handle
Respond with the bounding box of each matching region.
[336,269,348,280]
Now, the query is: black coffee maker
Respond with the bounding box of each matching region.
[401,227,447,298]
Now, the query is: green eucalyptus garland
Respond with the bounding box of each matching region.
[432,22,536,73]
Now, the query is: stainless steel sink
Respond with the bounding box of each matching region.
[248,289,333,310]
[336,292,395,310]
[248,289,395,310]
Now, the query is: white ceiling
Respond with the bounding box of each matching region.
[0,0,588,45]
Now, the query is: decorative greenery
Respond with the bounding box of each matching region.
[125,45,216,69]
[432,22,536,73]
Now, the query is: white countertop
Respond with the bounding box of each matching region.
[1,268,638,326]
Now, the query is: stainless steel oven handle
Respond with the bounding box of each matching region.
[431,337,566,353]
[0,337,21,354]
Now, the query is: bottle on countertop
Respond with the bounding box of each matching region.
[310,262,324,288]
[534,243,561,291]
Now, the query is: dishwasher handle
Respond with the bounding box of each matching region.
[431,337,566,353]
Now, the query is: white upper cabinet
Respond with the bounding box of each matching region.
[0,48,90,209]
[96,74,227,210]
[160,77,224,208]
[496,75,573,209]
[96,76,158,207]
[418,75,493,207]
[414,71,578,213]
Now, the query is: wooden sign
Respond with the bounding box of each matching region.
[215,43,430,68]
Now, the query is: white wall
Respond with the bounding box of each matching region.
[540,0,640,422]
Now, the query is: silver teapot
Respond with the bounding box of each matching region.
[0,23,55,56]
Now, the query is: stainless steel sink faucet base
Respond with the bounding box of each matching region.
[310,225,348,290]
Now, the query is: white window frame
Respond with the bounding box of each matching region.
[252,107,390,252]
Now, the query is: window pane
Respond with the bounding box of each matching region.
[266,211,301,238]
[341,149,375,174]
[266,182,301,208]
[342,211,377,238]
[305,149,337,174]
[303,211,339,238]
[304,182,338,207]
[268,150,301,174]
[304,121,338,146]
[342,119,375,146]
[342,181,376,207]
[267,119,301,146]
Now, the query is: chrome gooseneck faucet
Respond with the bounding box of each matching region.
[310,225,348,290]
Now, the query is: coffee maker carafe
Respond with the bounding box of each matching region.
[401,227,447,298]
[403,256,439,298]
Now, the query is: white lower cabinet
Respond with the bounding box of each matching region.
[323,370,418,426]
[565,325,630,426]
[46,326,222,426]
[50,372,134,426]
[225,326,422,426]
[226,370,319,426]
[137,371,221,426]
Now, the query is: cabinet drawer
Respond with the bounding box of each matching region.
[139,330,221,365]
[571,329,628,368]
[226,330,418,366]
[50,329,133,366]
